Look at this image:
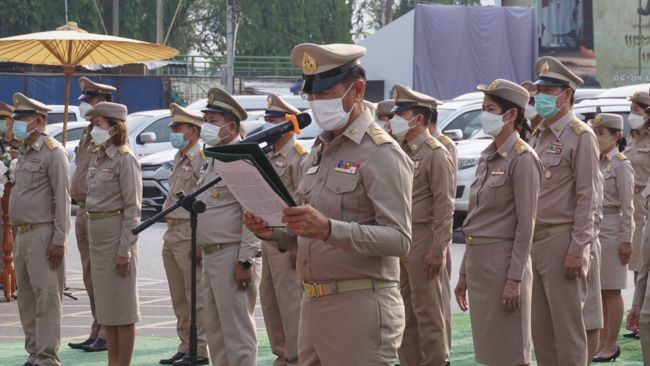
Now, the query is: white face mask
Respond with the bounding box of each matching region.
[79,102,93,120]
[308,84,355,131]
[90,126,111,146]
[628,113,646,130]
[479,111,505,137]
[200,123,224,146]
[524,104,538,120]
[389,115,416,141]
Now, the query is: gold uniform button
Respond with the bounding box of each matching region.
[544,170,552,178]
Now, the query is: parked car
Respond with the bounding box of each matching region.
[47,121,88,176]
[573,98,632,134]
[453,136,492,228]
[595,83,650,99]
[186,94,310,112]
[436,100,484,141]
[46,105,83,124]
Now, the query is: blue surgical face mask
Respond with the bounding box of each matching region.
[13,119,35,141]
[170,132,189,150]
[535,92,561,119]
[0,120,7,134]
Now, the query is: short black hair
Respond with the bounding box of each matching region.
[341,65,367,88]
[410,106,433,126]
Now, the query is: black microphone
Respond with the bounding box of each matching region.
[241,112,311,145]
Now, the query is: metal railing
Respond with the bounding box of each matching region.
[152,55,301,78]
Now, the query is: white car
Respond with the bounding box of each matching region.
[453,137,492,228]
[46,105,83,124]
[47,121,89,176]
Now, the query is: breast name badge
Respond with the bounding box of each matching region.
[491,168,505,176]
[334,160,360,175]
[306,165,319,175]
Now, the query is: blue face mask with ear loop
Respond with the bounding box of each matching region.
[170,132,189,150]
[13,118,36,141]
[535,89,567,119]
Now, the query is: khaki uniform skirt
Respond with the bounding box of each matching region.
[599,213,628,290]
[466,240,532,365]
[89,214,140,325]
[630,191,647,272]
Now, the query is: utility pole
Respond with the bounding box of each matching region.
[64,0,69,23]
[226,0,235,93]
[112,0,119,36]
[156,0,164,44]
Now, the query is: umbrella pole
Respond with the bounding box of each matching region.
[62,66,74,147]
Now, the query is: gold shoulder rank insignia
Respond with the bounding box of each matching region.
[45,137,59,151]
[366,124,392,145]
[570,119,588,135]
[118,145,129,155]
[438,134,453,146]
[199,150,207,161]
[425,137,442,150]
[515,139,530,154]
[294,143,308,156]
[616,152,628,161]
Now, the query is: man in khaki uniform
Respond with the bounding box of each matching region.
[68,77,115,353]
[521,81,544,131]
[244,43,413,365]
[389,84,455,366]
[375,99,395,130]
[10,93,71,366]
[259,94,307,366]
[159,104,209,366]
[529,56,599,365]
[197,87,262,366]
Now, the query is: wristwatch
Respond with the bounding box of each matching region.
[238,260,252,270]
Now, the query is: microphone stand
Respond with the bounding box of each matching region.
[132,139,278,366]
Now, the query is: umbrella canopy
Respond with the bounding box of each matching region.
[0,22,179,145]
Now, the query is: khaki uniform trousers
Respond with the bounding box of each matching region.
[531,230,588,366]
[443,246,452,351]
[14,225,64,366]
[398,229,448,366]
[162,223,208,356]
[299,285,405,366]
[75,207,104,339]
[202,245,261,366]
[640,314,650,365]
[260,242,302,366]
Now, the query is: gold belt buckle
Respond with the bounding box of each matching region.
[302,282,323,298]
[17,224,30,234]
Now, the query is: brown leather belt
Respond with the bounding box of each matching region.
[533,223,573,242]
[166,218,189,226]
[301,279,399,299]
[87,209,123,221]
[603,207,621,215]
[16,222,51,234]
[464,236,510,245]
[199,242,239,255]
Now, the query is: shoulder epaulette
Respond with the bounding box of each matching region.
[118,145,129,155]
[616,152,628,161]
[515,138,531,154]
[438,134,453,146]
[199,150,207,161]
[45,137,59,151]
[425,136,442,150]
[570,119,588,135]
[366,123,393,145]
[294,143,308,156]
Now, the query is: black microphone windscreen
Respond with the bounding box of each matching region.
[296,112,312,129]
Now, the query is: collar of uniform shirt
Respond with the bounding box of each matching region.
[541,111,575,139]
[271,136,295,158]
[22,133,46,153]
[183,142,201,160]
[402,128,430,153]
[484,131,518,161]
[339,108,372,145]
[602,146,618,162]
[103,143,119,159]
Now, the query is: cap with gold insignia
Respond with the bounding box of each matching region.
[627,91,650,106]
[265,93,300,118]
[534,56,584,89]
[0,102,14,119]
[202,87,248,122]
[290,43,366,94]
[391,84,441,114]
[78,77,116,102]
[590,113,623,131]
[11,93,51,118]
[477,79,530,110]
[84,102,128,122]
[376,99,395,118]
[169,103,203,128]
[520,81,537,98]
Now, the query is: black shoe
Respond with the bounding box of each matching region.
[68,338,95,349]
[160,352,186,365]
[623,331,640,339]
[82,338,107,352]
[173,354,210,366]
[593,346,621,362]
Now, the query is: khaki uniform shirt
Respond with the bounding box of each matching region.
[9,134,70,246]
[461,132,542,281]
[624,132,650,190]
[71,125,93,204]
[435,132,458,172]
[196,136,260,262]
[601,148,635,242]
[402,129,455,256]
[532,112,599,257]
[86,144,142,257]
[163,143,205,219]
[291,109,413,282]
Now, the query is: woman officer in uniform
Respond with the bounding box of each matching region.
[454,79,542,366]
[85,102,142,366]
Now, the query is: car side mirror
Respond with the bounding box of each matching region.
[138,132,157,144]
[443,129,463,141]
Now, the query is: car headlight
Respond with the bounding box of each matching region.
[160,179,169,192]
[458,156,480,170]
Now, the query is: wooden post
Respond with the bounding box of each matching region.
[1,183,15,301]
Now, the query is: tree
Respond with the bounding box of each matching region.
[394,0,481,18]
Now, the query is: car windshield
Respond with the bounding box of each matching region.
[47,112,77,124]
[127,114,158,131]
[437,108,455,124]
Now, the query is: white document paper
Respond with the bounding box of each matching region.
[213,159,289,227]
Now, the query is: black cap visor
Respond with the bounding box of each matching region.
[301,62,356,94]
[534,76,570,88]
